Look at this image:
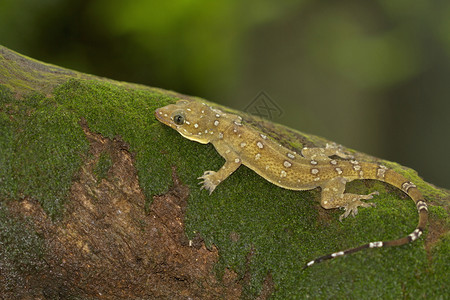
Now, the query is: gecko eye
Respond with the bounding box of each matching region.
[173,114,185,125]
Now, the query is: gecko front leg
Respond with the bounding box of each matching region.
[320,177,378,222]
[198,146,241,194]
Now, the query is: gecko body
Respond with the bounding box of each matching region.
[155,100,428,268]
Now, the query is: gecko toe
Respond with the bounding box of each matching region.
[198,170,216,179]
[368,191,378,198]
[339,205,359,222]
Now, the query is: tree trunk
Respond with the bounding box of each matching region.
[0,45,448,299]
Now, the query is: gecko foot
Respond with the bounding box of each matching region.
[198,171,219,194]
[339,191,379,222]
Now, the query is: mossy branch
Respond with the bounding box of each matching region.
[1,45,449,299]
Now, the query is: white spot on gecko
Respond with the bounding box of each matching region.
[311,168,319,175]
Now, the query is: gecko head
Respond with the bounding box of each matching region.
[155,100,224,144]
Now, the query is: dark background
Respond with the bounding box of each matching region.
[1,0,449,188]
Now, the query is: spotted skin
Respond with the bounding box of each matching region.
[155,100,428,268]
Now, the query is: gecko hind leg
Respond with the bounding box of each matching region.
[320,177,378,222]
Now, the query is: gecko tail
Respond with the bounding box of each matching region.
[303,202,428,270]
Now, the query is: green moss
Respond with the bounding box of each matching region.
[0,85,89,219]
[426,233,450,296]
[430,206,449,224]
[53,79,177,201]
[0,204,46,289]
[0,88,16,199]
[94,152,113,182]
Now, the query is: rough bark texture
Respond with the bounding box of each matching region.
[2,123,241,299]
[0,45,449,299]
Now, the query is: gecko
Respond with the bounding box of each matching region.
[155,99,428,268]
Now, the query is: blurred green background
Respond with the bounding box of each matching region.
[1,0,449,188]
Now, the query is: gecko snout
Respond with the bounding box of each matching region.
[155,107,168,123]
